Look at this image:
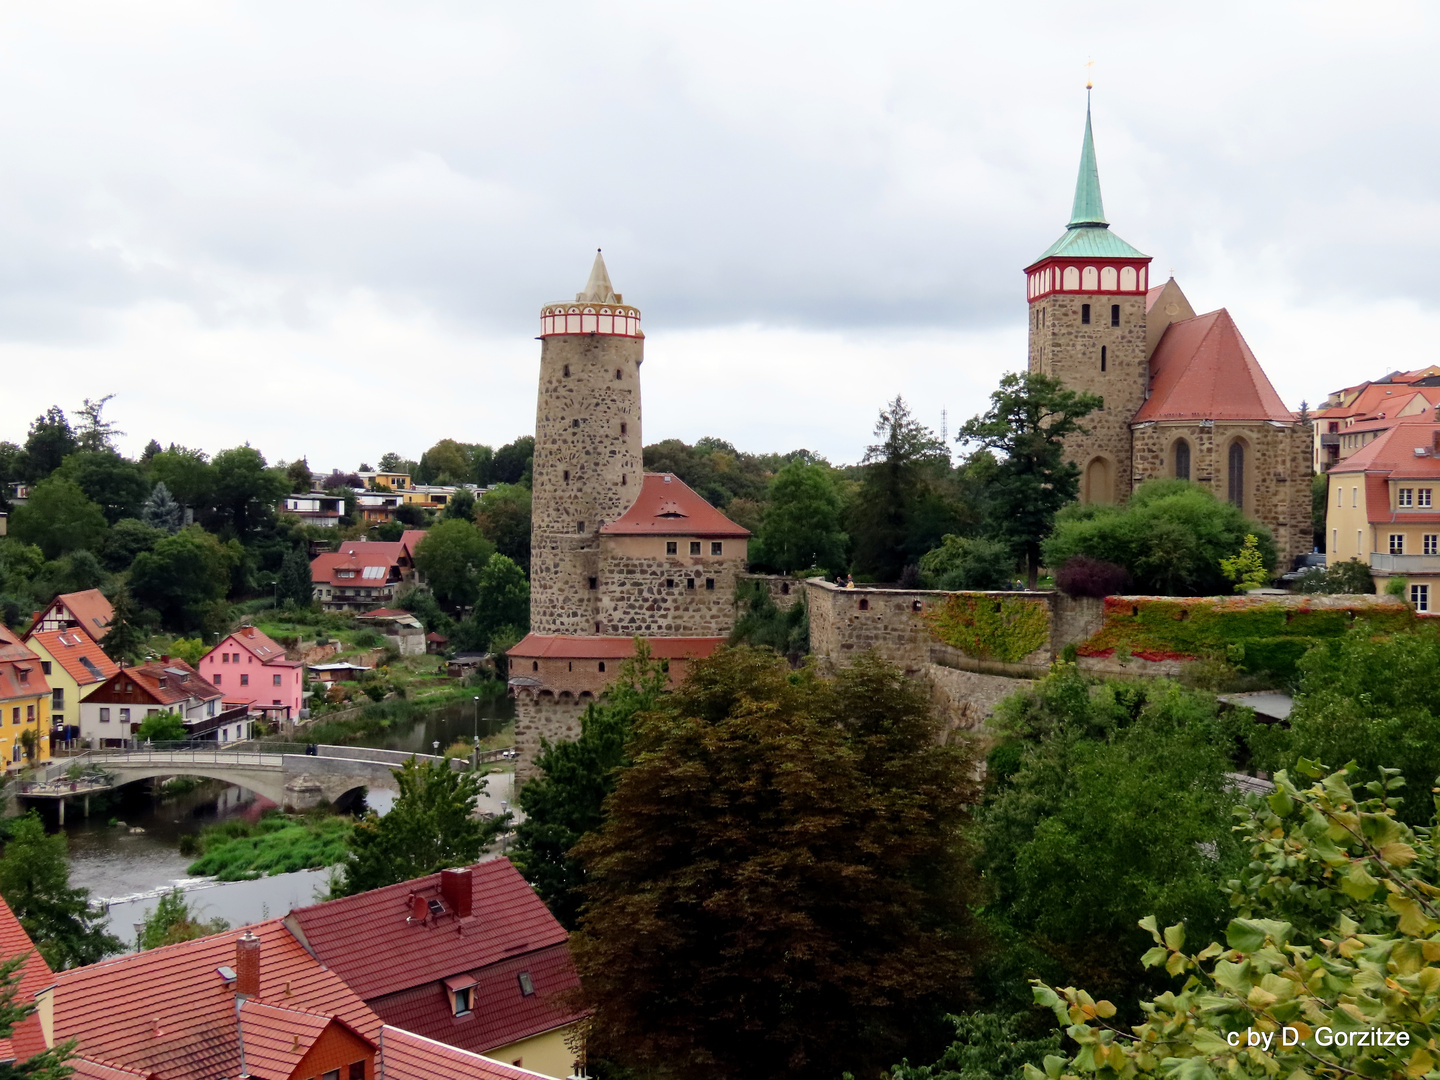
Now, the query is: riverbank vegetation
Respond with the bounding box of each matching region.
[294,681,507,745]
[137,888,229,948]
[181,811,353,881]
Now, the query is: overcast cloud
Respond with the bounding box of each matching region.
[0,1,1436,469]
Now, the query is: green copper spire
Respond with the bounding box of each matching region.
[1069,95,1107,227]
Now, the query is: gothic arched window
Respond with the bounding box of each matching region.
[1174,439,1191,481]
[1228,442,1245,508]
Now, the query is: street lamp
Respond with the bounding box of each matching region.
[473,695,480,743]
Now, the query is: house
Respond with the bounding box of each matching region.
[197,626,306,721]
[282,492,346,527]
[427,631,450,654]
[1312,366,1440,473]
[22,627,117,748]
[0,625,50,769]
[28,589,113,644]
[77,658,245,748]
[311,532,427,612]
[356,608,425,656]
[357,470,412,491]
[5,481,29,506]
[401,485,480,510]
[0,894,52,1065]
[1325,415,1440,611]
[355,491,404,524]
[285,860,586,1078]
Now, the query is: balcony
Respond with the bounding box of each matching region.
[1369,553,1440,574]
[1319,433,1340,447]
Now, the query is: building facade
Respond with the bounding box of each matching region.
[23,628,117,748]
[0,625,50,769]
[198,625,305,720]
[1026,100,1312,568]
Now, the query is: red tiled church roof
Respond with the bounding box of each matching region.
[1135,308,1295,423]
[601,473,750,537]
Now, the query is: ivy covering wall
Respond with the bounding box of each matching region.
[923,594,1050,664]
[1077,596,1421,679]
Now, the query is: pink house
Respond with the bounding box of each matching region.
[198,626,305,721]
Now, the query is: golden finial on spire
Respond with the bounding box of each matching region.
[1085,58,1094,91]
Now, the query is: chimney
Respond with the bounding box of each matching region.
[160,654,169,664]
[1433,429,1440,457]
[440,868,473,917]
[235,931,260,997]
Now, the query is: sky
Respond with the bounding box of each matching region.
[1,1,1438,470]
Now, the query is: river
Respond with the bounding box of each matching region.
[53,692,516,949]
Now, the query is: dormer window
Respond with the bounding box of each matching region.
[446,974,477,1016]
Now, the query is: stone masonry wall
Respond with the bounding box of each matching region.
[597,535,746,637]
[738,573,806,610]
[513,693,588,785]
[530,331,646,635]
[1132,420,1312,568]
[1030,291,1149,503]
[927,664,1034,732]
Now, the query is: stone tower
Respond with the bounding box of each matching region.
[530,252,646,635]
[1025,99,1153,504]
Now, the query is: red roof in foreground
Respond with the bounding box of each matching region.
[0,896,52,1062]
[601,473,750,537]
[1136,308,1295,423]
[378,1026,560,1080]
[507,634,726,660]
[24,629,118,688]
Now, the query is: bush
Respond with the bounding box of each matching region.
[352,630,383,649]
[1054,555,1131,598]
[1385,574,1408,597]
[918,535,1014,591]
[1293,557,1375,594]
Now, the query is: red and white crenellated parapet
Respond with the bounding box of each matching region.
[539,302,643,338]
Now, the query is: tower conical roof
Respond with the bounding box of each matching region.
[1069,99,1107,227]
[577,250,621,303]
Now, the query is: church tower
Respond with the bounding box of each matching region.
[530,252,645,635]
[1025,98,1152,504]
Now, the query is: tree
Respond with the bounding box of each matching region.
[136,888,229,949]
[276,545,314,608]
[55,449,150,525]
[492,436,534,486]
[100,587,148,664]
[8,478,107,559]
[728,579,809,661]
[416,439,472,484]
[22,407,77,482]
[211,446,288,537]
[889,1012,1059,1080]
[454,554,528,652]
[336,758,507,896]
[958,372,1102,589]
[73,394,122,453]
[141,481,183,533]
[0,442,27,510]
[513,644,668,928]
[977,667,1245,1009]
[285,458,314,493]
[0,813,122,969]
[103,517,164,572]
[756,460,847,573]
[378,451,409,473]
[474,484,532,572]
[412,520,495,611]
[1043,480,1276,597]
[1294,557,1375,594]
[129,525,238,632]
[918,534,1014,590]
[167,637,208,667]
[1219,533,1269,592]
[850,397,948,581]
[139,438,162,464]
[146,445,214,510]
[0,950,77,1077]
[1031,764,1440,1080]
[136,711,187,742]
[572,648,980,1080]
[442,488,476,521]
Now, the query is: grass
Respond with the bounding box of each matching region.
[183,812,354,881]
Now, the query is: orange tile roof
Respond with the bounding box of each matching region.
[68,1060,154,1080]
[508,634,725,661]
[601,473,750,537]
[311,551,402,588]
[377,1026,559,1080]
[51,919,381,1080]
[25,630,118,688]
[0,628,47,702]
[1329,416,1440,478]
[1135,309,1295,423]
[28,590,114,642]
[93,660,220,709]
[238,1000,371,1079]
[0,895,52,1062]
[0,624,35,664]
[220,626,286,664]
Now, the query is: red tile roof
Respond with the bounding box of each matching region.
[601,474,750,537]
[0,628,47,703]
[91,660,221,709]
[1329,417,1440,478]
[238,1000,372,1079]
[1144,283,1166,312]
[0,624,34,664]
[25,630,118,688]
[223,626,286,664]
[507,634,725,660]
[400,530,428,558]
[29,590,113,642]
[357,608,410,619]
[378,1026,559,1080]
[311,551,402,588]
[0,896,52,1063]
[68,1060,154,1080]
[51,920,381,1080]
[1135,309,1295,423]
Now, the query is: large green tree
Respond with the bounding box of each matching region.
[492,436,534,486]
[453,553,528,652]
[73,394,122,453]
[572,648,980,1080]
[1042,479,1275,596]
[918,534,1015,590]
[129,525,238,632]
[141,481,182,534]
[146,445,214,510]
[958,372,1101,589]
[22,407,77,482]
[8,478,108,559]
[100,586,148,664]
[474,483,532,572]
[56,450,150,524]
[276,545,314,608]
[756,460,847,574]
[336,757,507,896]
[210,446,288,537]
[513,646,668,928]
[0,813,122,970]
[850,396,949,581]
[413,519,495,611]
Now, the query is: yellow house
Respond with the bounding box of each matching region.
[359,470,411,491]
[0,625,51,769]
[1326,415,1440,612]
[23,628,118,748]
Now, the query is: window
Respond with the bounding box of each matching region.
[40,661,50,675]
[686,578,695,590]
[665,578,675,588]
[666,541,677,555]
[577,521,585,533]
[214,674,222,685]
[1227,443,1245,508]
[615,368,622,379]
[563,470,570,482]
[52,687,63,707]
[349,1063,366,1080]
[1427,535,1438,556]
[453,987,472,1015]
[1110,303,1120,327]
[1390,534,1405,555]
[562,364,570,377]
[859,598,870,611]
[272,674,282,686]
[99,708,110,723]
[1423,489,1434,507]
[323,1071,340,1080]
[1358,530,1363,554]
[598,662,606,673]
[119,708,130,723]
[222,653,229,663]
[1099,345,1107,372]
[1352,487,1358,508]
[1337,486,1343,508]
[1333,529,1338,552]
[1413,584,1430,612]
[620,422,628,435]
[1400,488,1414,507]
[518,971,535,996]
[689,541,701,555]
[621,474,627,486]
[240,674,249,686]
[571,418,579,428]
[1081,303,1091,324]
[1174,439,1191,481]
[26,706,33,722]
[588,577,598,590]
[705,578,715,590]
[711,542,723,555]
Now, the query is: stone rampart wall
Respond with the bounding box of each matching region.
[513,693,589,785]
[738,574,807,610]
[926,663,1033,733]
[596,537,745,637]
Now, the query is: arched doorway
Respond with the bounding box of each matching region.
[1083,457,1114,505]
